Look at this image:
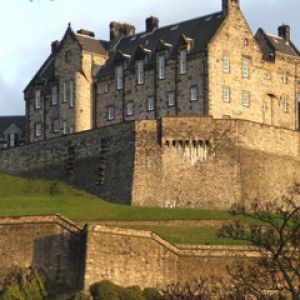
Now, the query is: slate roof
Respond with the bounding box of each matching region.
[0,116,26,138]
[265,34,300,57]
[97,11,225,76]
[75,34,108,55]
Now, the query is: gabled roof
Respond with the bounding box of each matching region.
[97,11,225,76]
[256,28,300,58]
[0,116,26,138]
[75,33,108,55]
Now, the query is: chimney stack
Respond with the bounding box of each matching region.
[222,0,240,15]
[76,29,95,38]
[51,40,60,55]
[146,16,159,33]
[278,24,290,42]
[110,22,136,44]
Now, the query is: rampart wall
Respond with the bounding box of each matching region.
[0,215,259,294]
[0,116,300,209]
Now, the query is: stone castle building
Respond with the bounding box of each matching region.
[24,0,300,143]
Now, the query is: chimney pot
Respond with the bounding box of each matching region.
[278,24,290,42]
[110,22,136,44]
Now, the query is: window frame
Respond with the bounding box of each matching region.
[190,86,199,102]
[51,85,58,106]
[223,53,230,73]
[126,101,134,116]
[136,60,145,85]
[158,55,166,80]
[52,119,60,133]
[69,80,75,108]
[242,90,250,107]
[168,91,176,107]
[34,89,41,110]
[116,65,124,90]
[108,105,115,121]
[147,96,155,111]
[35,122,42,137]
[283,98,289,113]
[242,56,250,78]
[223,86,231,103]
[179,50,187,75]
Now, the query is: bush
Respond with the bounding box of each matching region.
[90,281,120,300]
[120,286,144,300]
[0,267,48,300]
[143,288,161,300]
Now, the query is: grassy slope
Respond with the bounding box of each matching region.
[0,173,250,245]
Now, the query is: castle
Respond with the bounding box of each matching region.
[1,0,300,209]
[24,0,300,143]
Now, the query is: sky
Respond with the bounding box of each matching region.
[0,0,299,116]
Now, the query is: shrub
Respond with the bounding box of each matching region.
[90,281,120,300]
[120,286,144,300]
[143,288,161,300]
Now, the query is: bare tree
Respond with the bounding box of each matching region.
[219,196,300,299]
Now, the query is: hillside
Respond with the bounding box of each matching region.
[0,173,248,245]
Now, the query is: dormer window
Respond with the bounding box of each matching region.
[116,65,124,90]
[179,50,187,75]
[65,51,71,63]
[136,60,145,85]
[35,90,41,110]
[51,85,58,105]
[158,55,166,80]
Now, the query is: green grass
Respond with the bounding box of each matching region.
[0,173,253,245]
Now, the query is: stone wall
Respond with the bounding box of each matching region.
[0,215,84,294]
[1,116,300,209]
[83,224,259,290]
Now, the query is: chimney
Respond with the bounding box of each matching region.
[222,0,240,15]
[51,40,60,55]
[76,29,95,38]
[278,24,290,42]
[146,16,159,33]
[110,22,136,44]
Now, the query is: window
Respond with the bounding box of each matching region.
[223,87,231,102]
[282,72,288,84]
[63,81,68,103]
[63,121,68,134]
[104,84,110,93]
[158,55,166,79]
[108,105,115,120]
[52,119,60,133]
[244,39,249,47]
[69,80,74,107]
[223,53,230,73]
[35,90,41,109]
[116,65,124,90]
[51,85,58,105]
[69,126,74,134]
[242,57,250,78]
[9,133,16,148]
[147,96,155,111]
[242,91,250,107]
[35,123,42,137]
[127,101,134,116]
[168,91,176,106]
[136,60,145,85]
[190,86,198,101]
[65,51,71,62]
[283,99,289,113]
[179,50,187,74]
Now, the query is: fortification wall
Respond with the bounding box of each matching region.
[0,215,84,294]
[0,116,300,209]
[83,225,259,290]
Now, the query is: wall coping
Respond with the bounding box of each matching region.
[89,225,260,258]
[0,214,83,235]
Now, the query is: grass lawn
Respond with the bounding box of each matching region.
[0,173,253,245]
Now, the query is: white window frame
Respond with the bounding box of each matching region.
[63,121,68,134]
[283,98,289,113]
[127,101,134,116]
[158,55,166,80]
[52,119,60,133]
[168,91,176,106]
[223,87,231,102]
[190,86,198,102]
[147,96,155,111]
[51,85,58,105]
[116,65,124,90]
[136,60,145,85]
[108,105,115,121]
[242,90,250,107]
[223,53,230,73]
[69,80,74,108]
[179,50,187,75]
[35,90,41,110]
[242,56,250,78]
[35,123,42,137]
[63,81,68,103]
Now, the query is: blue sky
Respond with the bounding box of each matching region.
[0,0,299,116]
